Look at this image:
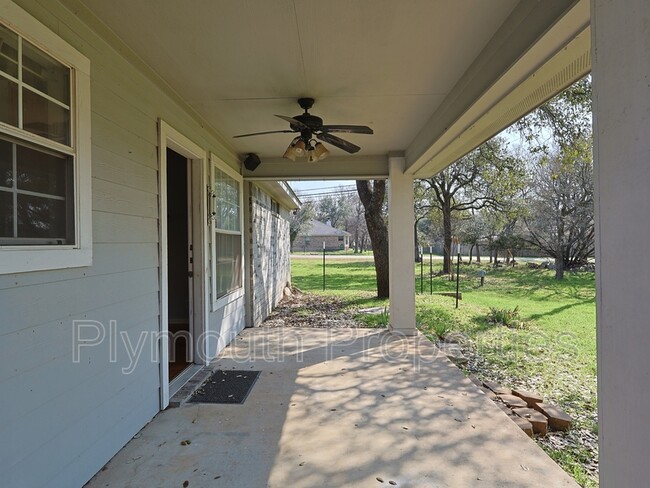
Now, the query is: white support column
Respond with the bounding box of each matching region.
[592,1,650,485]
[388,154,416,335]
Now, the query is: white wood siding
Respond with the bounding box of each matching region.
[0,1,242,487]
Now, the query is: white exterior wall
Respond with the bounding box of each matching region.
[592,0,650,486]
[206,295,246,358]
[248,184,292,327]
[0,1,243,487]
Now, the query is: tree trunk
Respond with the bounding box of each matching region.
[468,243,474,264]
[555,258,564,279]
[354,229,359,253]
[442,200,452,274]
[414,224,421,262]
[476,243,481,263]
[357,180,389,298]
[555,256,564,280]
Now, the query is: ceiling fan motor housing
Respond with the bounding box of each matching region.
[298,97,315,110]
[292,114,323,132]
[233,96,371,155]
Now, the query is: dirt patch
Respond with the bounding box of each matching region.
[262,289,364,328]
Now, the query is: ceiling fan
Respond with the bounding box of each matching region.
[233,98,373,162]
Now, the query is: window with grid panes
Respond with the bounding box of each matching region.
[0,22,74,246]
[212,167,242,299]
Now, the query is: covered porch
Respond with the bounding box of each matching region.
[86,327,578,487]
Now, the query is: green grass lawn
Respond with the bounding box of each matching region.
[291,257,598,487]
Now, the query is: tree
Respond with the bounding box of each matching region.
[515,76,592,154]
[315,192,351,229]
[417,138,525,274]
[523,140,594,279]
[457,211,487,264]
[289,201,314,247]
[356,180,389,298]
[344,192,370,253]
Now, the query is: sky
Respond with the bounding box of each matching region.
[289,180,354,193]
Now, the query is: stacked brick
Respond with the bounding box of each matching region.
[472,376,573,438]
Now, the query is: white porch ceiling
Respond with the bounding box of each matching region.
[79,0,590,179]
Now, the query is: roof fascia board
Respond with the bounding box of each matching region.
[405,0,589,176]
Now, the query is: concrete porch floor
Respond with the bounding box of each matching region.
[86,328,578,488]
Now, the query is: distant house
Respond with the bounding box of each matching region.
[293,220,351,252]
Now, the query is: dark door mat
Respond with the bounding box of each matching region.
[188,370,261,404]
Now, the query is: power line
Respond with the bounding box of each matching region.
[294,185,357,196]
[297,190,359,200]
[293,184,356,192]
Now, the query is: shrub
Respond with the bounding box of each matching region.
[433,321,452,339]
[487,306,524,328]
[377,306,389,327]
[417,307,455,339]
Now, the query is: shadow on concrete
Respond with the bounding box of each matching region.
[85,328,578,488]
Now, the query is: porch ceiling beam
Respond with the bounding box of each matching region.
[405,0,590,178]
[242,155,388,181]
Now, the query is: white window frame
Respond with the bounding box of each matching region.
[210,153,244,311]
[0,1,92,274]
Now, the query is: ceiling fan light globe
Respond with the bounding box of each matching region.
[283,145,298,161]
[312,142,330,161]
[294,139,306,156]
[307,150,318,163]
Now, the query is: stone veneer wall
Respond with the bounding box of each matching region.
[248,184,292,326]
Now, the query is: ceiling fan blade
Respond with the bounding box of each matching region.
[233,129,295,138]
[316,132,361,154]
[275,114,311,131]
[320,125,374,135]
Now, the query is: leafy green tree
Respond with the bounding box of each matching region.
[457,211,487,263]
[315,193,351,229]
[289,201,314,247]
[417,138,526,274]
[515,76,592,153]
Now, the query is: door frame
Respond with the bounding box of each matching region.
[158,120,209,409]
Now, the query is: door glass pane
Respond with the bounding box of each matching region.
[22,39,70,105]
[17,193,67,240]
[0,77,18,127]
[0,191,12,238]
[0,24,19,78]
[0,137,12,188]
[215,232,242,298]
[16,144,69,196]
[23,89,70,145]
